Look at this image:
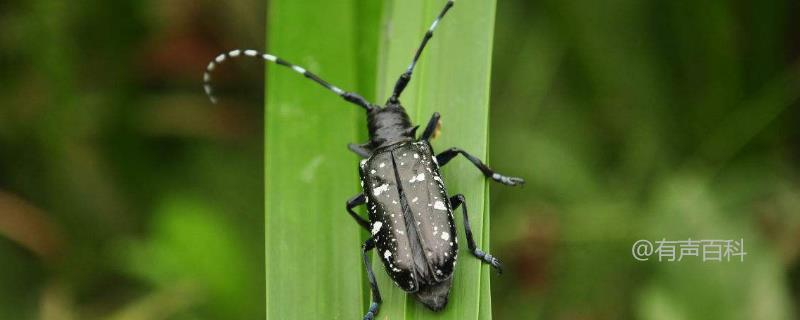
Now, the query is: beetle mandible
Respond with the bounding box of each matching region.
[202,1,524,318]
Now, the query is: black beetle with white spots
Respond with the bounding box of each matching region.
[203,1,524,318]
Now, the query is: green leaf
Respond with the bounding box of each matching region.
[265,0,496,319]
[264,1,378,319]
[374,1,496,319]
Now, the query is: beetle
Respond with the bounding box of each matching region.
[203,1,524,318]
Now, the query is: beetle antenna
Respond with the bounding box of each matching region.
[203,49,374,110]
[388,0,454,104]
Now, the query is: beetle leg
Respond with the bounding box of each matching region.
[362,237,382,320]
[348,143,371,158]
[346,194,371,230]
[435,148,525,186]
[450,194,503,273]
[419,112,441,141]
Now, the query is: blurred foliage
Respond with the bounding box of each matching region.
[0,0,265,318]
[489,0,800,319]
[0,0,798,319]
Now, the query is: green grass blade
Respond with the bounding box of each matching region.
[264,1,380,319]
[374,0,497,319]
[265,0,495,318]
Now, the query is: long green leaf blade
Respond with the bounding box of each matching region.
[375,0,497,319]
[264,1,378,319]
[265,0,495,318]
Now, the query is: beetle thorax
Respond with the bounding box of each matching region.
[367,103,415,148]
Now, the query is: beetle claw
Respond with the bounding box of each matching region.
[474,249,504,274]
[493,174,525,186]
[362,302,379,320]
[484,253,503,274]
[491,257,504,274]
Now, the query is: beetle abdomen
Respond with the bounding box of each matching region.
[360,141,458,293]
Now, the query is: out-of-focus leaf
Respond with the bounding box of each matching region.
[0,192,63,261]
[124,196,260,319]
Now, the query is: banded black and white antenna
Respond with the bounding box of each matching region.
[388,0,455,104]
[203,49,374,110]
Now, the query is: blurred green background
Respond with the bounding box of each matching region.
[1,0,799,319]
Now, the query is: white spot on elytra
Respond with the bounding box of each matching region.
[409,173,426,183]
[441,232,450,241]
[414,153,419,159]
[373,184,390,196]
[384,250,392,259]
[371,221,383,235]
[412,197,418,203]
[433,200,447,211]
[379,162,386,168]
